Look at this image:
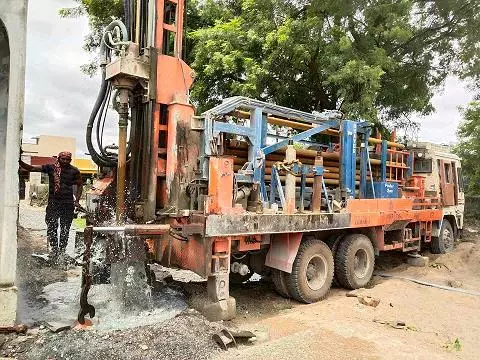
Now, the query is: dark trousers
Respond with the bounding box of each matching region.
[45,201,74,254]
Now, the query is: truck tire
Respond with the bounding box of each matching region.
[271,268,290,298]
[335,234,375,290]
[285,239,334,303]
[431,220,454,254]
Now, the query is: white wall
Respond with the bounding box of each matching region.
[0,0,28,327]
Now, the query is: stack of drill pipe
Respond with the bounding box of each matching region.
[225,139,383,166]
[263,174,360,186]
[230,110,405,149]
[233,164,367,180]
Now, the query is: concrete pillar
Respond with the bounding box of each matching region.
[0,1,28,327]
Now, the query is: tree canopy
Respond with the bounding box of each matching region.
[61,0,480,129]
[454,101,480,195]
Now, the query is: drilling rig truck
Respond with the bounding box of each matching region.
[78,0,464,323]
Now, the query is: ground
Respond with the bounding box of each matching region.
[1,201,479,359]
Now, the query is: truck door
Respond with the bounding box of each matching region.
[451,163,459,205]
[438,160,455,206]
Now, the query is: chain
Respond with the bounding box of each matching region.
[273,159,302,175]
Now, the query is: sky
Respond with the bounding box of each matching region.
[23,0,475,158]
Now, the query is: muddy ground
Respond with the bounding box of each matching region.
[2,203,480,359]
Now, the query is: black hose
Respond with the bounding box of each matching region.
[97,83,112,157]
[123,0,131,37]
[86,67,115,167]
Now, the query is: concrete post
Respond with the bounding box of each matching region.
[0,0,28,327]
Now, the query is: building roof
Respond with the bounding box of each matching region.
[72,158,98,175]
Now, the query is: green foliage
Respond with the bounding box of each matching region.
[454,101,480,195]
[190,0,480,124]
[62,0,480,129]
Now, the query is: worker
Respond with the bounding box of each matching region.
[19,151,83,262]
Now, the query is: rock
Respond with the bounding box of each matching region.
[11,335,34,344]
[358,296,380,308]
[447,280,462,288]
[228,329,256,339]
[140,344,149,350]
[44,321,72,333]
[407,255,429,267]
[26,328,40,336]
[203,297,237,322]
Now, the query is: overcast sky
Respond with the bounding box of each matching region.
[23,0,475,158]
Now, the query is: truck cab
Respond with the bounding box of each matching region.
[408,141,464,241]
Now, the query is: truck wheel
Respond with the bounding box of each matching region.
[271,269,290,298]
[285,239,334,303]
[335,234,375,290]
[431,220,454,254]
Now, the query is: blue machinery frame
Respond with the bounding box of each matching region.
[201,97,402,211]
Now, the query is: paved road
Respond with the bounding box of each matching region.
[19,200,77,256]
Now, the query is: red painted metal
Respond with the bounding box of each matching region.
[207,157,242,215]
[159,234,211,277]
[346,198,443,228]
[155,56,194,105]
[439,160,455,206]
[237,236,261,252]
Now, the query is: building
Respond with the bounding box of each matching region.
[20,135,97,199]
[0,0,28,327]
[22,134,76,158]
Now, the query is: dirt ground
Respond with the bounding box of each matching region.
[219,232,480,360]
[2,204,480,359]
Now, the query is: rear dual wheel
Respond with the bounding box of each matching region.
[334,234,375,290]
[271,268,290,298]
[285,239,334,303]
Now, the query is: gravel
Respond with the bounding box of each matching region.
[12,201,225,360]
[17,312,223,360]
[19,200,47,231]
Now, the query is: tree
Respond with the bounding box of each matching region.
[59,0,124,75]
[190,0,480,124]
[454,101,480,195]
[61,0,480,130]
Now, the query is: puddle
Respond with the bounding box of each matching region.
[21,270,187,331]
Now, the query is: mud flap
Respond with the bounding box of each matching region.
[265,233,302,273]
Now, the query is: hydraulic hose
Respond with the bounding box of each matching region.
[86,67,115,167]
[96,83,112,157]
[123,0,131,37]
[99,20,129,62]
[87,19,131,167]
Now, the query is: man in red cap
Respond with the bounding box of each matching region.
[19,151,83,262]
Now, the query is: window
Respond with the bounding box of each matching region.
[444,163,451,183]
[413,158,432,173]
[458,167,464,193]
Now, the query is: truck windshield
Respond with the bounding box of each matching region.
[413,158,432,173]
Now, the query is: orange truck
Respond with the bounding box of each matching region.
[79,0,464,322]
